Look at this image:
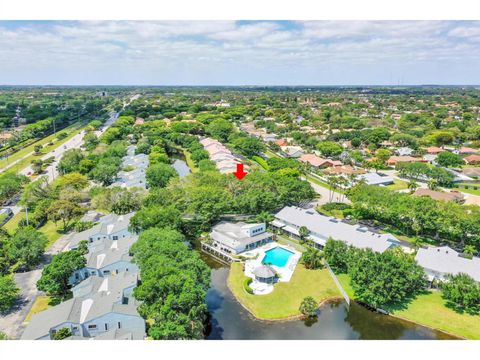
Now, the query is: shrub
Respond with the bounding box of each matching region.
[244,277,254,295]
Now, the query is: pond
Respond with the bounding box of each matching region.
[171,155,191,178]
[203,259,457,340]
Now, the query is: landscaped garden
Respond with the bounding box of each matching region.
[228,262,340,320]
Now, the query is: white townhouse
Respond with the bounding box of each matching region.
[69,235,139,284]
[67,212,136,250]
[21,272,145,340]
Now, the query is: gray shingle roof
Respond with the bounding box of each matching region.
[415,246,480,282]
[21,272,142,340]
[274,206,400,253]
[84,235,138,269]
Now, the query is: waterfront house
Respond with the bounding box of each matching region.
[415,246,480,283]
[209,221,273,255]
[272,206,401,253]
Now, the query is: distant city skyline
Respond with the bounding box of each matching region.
[1,20,479,85]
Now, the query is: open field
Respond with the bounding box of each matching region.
[337,272,480,339]
[228,262,340,320]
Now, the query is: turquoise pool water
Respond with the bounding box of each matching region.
[262,247,294,267]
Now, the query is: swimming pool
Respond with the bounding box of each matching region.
[262,247,294,267]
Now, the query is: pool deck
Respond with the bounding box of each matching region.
[243,242,302,295]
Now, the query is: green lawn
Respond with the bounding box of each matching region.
[38,221,63,248]
[264,149,281,158]
[336,272,480,339]
[452,184,480,196]
[228,262,341,320]
[182,149,199,173]
[3,215,62,249]
[251,155,269,170]
[386,179,409,191]
[24,296,52,322]
[2,211,25,234]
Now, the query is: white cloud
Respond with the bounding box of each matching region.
[0,20,478,85]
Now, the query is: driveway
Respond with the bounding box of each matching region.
[0,269,42,339]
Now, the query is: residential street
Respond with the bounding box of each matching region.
[304,177,350,206]
[19,111,119,182]
[0,112,121,339]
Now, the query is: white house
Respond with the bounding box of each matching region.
[358,172,394,186]
[272,206,401,252]
[209,222,273,255]
[280,145,304,158]
[415,246,480,283]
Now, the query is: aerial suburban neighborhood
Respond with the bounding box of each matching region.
[0,19,480,349]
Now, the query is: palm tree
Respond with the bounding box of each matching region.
[464,245,477,258]
[301,246,324,269]
[427,179,438,191]
[408,180,418,194]
[299,226,310,243]
[256,211,274,227]
[326,175,340,203]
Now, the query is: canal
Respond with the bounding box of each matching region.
[203,258,456,340]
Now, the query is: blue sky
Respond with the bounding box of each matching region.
[0,20,479,85]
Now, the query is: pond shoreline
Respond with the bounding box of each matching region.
[225,263,462,338]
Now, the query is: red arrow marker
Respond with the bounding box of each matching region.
[233,163,247,180]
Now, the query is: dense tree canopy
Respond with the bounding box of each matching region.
[0,275,19,313]
[146,163,178,188]
[130,228,211,339]
[37,250,86,296]
[347,184,480,247]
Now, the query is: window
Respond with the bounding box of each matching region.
[104,324,108,331]
[88,324,97,330]
[117,322,121,329]
[103,270,110,275]
[112,236,118,240]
